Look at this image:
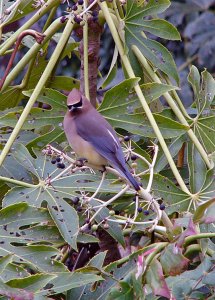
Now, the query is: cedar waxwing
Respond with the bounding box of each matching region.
[63,89,140,191]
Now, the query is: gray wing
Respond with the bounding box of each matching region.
[75,111,128,172]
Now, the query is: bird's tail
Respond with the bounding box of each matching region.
[124,169,140,191]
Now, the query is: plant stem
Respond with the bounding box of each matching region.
[184,233,215,247]
[43,5,58,32]
[99,2,191,195]
[0,175,39,188]
[83,0,90,99]
[184,244,214,257]
[0,19,74,166]
[1,18,63,92]
[132,46,211,169]
[0,0,61,55]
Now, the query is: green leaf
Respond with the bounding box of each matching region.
[0,202,67,273]
[126,0,171,20]
[187,141,207,193]
[193,115,215,153]
[199,169,215,201]
[101,46,118,89]
[0,89,67,148]
[99,79,188,138]
[193,198,215,224]
[68,253,137,299]
[140,82,179,104]
[35,272,103,296]
[131,19,180,41]
[90,199,125,247]
[0,262,29,282]
[188,66,215,115]
[0,254,13,275]
[125,0,179,83]
[155,135,186,172]
[48,198,79,251]
[0,87,22,110]
[48,76,80,91]
[141,174,191,214]
[7,273,56,292]
[160,244,189,276]
[88,252,107,269]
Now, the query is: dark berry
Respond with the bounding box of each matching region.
[60,16,67,23]
[72,197,80,205]
[131,154,137,161]
[72,4,78,11]
[51,159,56,164]
[77,206,82,212]
[143,210,149,216]
[85,218,90,223]
[78,0,84,4]
[74,15,82,24]
[160,204,165,210]
[132,196,136,202]
[57,162,65,169]
[124,136,130,142]
[47,149,52,155]
[92,10,98,17]
[56,156,61,162]
[138,207,142,213]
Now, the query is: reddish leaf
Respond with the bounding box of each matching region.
[146,258,171,298]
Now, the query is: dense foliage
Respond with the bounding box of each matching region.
[0,0,214,299]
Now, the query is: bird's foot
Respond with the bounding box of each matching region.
[75,157,88,167]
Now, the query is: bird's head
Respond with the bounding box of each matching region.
[67,89,83,112]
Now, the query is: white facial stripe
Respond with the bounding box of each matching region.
[107,130,119,147]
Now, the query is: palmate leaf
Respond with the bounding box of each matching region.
[124,0,180,83]
[141,174,191,214]
[7,272,103,298]
[99,79,188,138]
[2,144,126,247]
[0,202,67,273]
[193,115,215,154]
[0,89,66,149]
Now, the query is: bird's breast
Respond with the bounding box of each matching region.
[63,112,107,170]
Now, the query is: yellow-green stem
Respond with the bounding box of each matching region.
[99,2,191,195]
[133,46,211,169]
[83,0,90,99]
[0,0,61,55]
[43,5,58,32]
[0,175,39,188]
[184,233,215,247]
[0,19,74,166]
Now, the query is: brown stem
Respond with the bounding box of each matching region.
[177,142,186,168]
[0,29,45,91]
[75,10,103,107]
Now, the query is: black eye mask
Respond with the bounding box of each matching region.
[67,97,83,110]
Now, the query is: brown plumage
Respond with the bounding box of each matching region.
[63,89,140,191]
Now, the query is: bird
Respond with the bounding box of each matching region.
[63,88,140,191]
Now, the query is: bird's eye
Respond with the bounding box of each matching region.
[72,97,83,108]
[67,105,72,110]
